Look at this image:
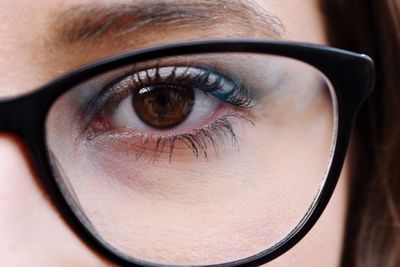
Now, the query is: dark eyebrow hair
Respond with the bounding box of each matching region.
[53,0,285,44]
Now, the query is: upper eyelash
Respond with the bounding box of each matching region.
[81,65,255,127]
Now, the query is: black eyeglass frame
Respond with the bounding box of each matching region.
[0,39,374,267]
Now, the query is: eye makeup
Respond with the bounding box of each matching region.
[82,65,255,123]
[75,64,257,162]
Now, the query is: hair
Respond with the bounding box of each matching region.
[320,0,400,266]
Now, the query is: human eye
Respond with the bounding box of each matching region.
[79,64,256,161]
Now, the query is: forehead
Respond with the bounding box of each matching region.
[0,0,326,94]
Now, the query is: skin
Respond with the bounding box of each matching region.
[0,0,347,266]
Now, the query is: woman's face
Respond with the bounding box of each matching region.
[0,0,348,266]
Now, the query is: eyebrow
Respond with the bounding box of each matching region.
[53,0,285,45]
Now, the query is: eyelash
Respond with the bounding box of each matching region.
[79,65,256,161]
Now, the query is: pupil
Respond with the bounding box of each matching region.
[132,85,195,129]
[156,93,168,106]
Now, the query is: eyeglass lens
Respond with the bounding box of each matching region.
[45,52,337,265]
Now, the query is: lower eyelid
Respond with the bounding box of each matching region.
[82,110,254,162]
[88,100,231,138]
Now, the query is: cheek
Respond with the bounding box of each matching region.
[270,162,348,267]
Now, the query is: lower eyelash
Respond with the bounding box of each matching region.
[82,111,255,163]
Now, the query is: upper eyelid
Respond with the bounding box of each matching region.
[84,65,236,112]
[77,65,253,130]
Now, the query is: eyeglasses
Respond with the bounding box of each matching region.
[0,39,374,266]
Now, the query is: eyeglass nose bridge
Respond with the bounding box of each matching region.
[0,95,40,135]
[0,98,18,133]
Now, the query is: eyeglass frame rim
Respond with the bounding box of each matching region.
[0,39,375,267]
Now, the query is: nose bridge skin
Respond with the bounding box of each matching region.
[0,134,108,267]
[0,101,110,266]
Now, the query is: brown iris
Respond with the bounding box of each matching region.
[132,85,195,129]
